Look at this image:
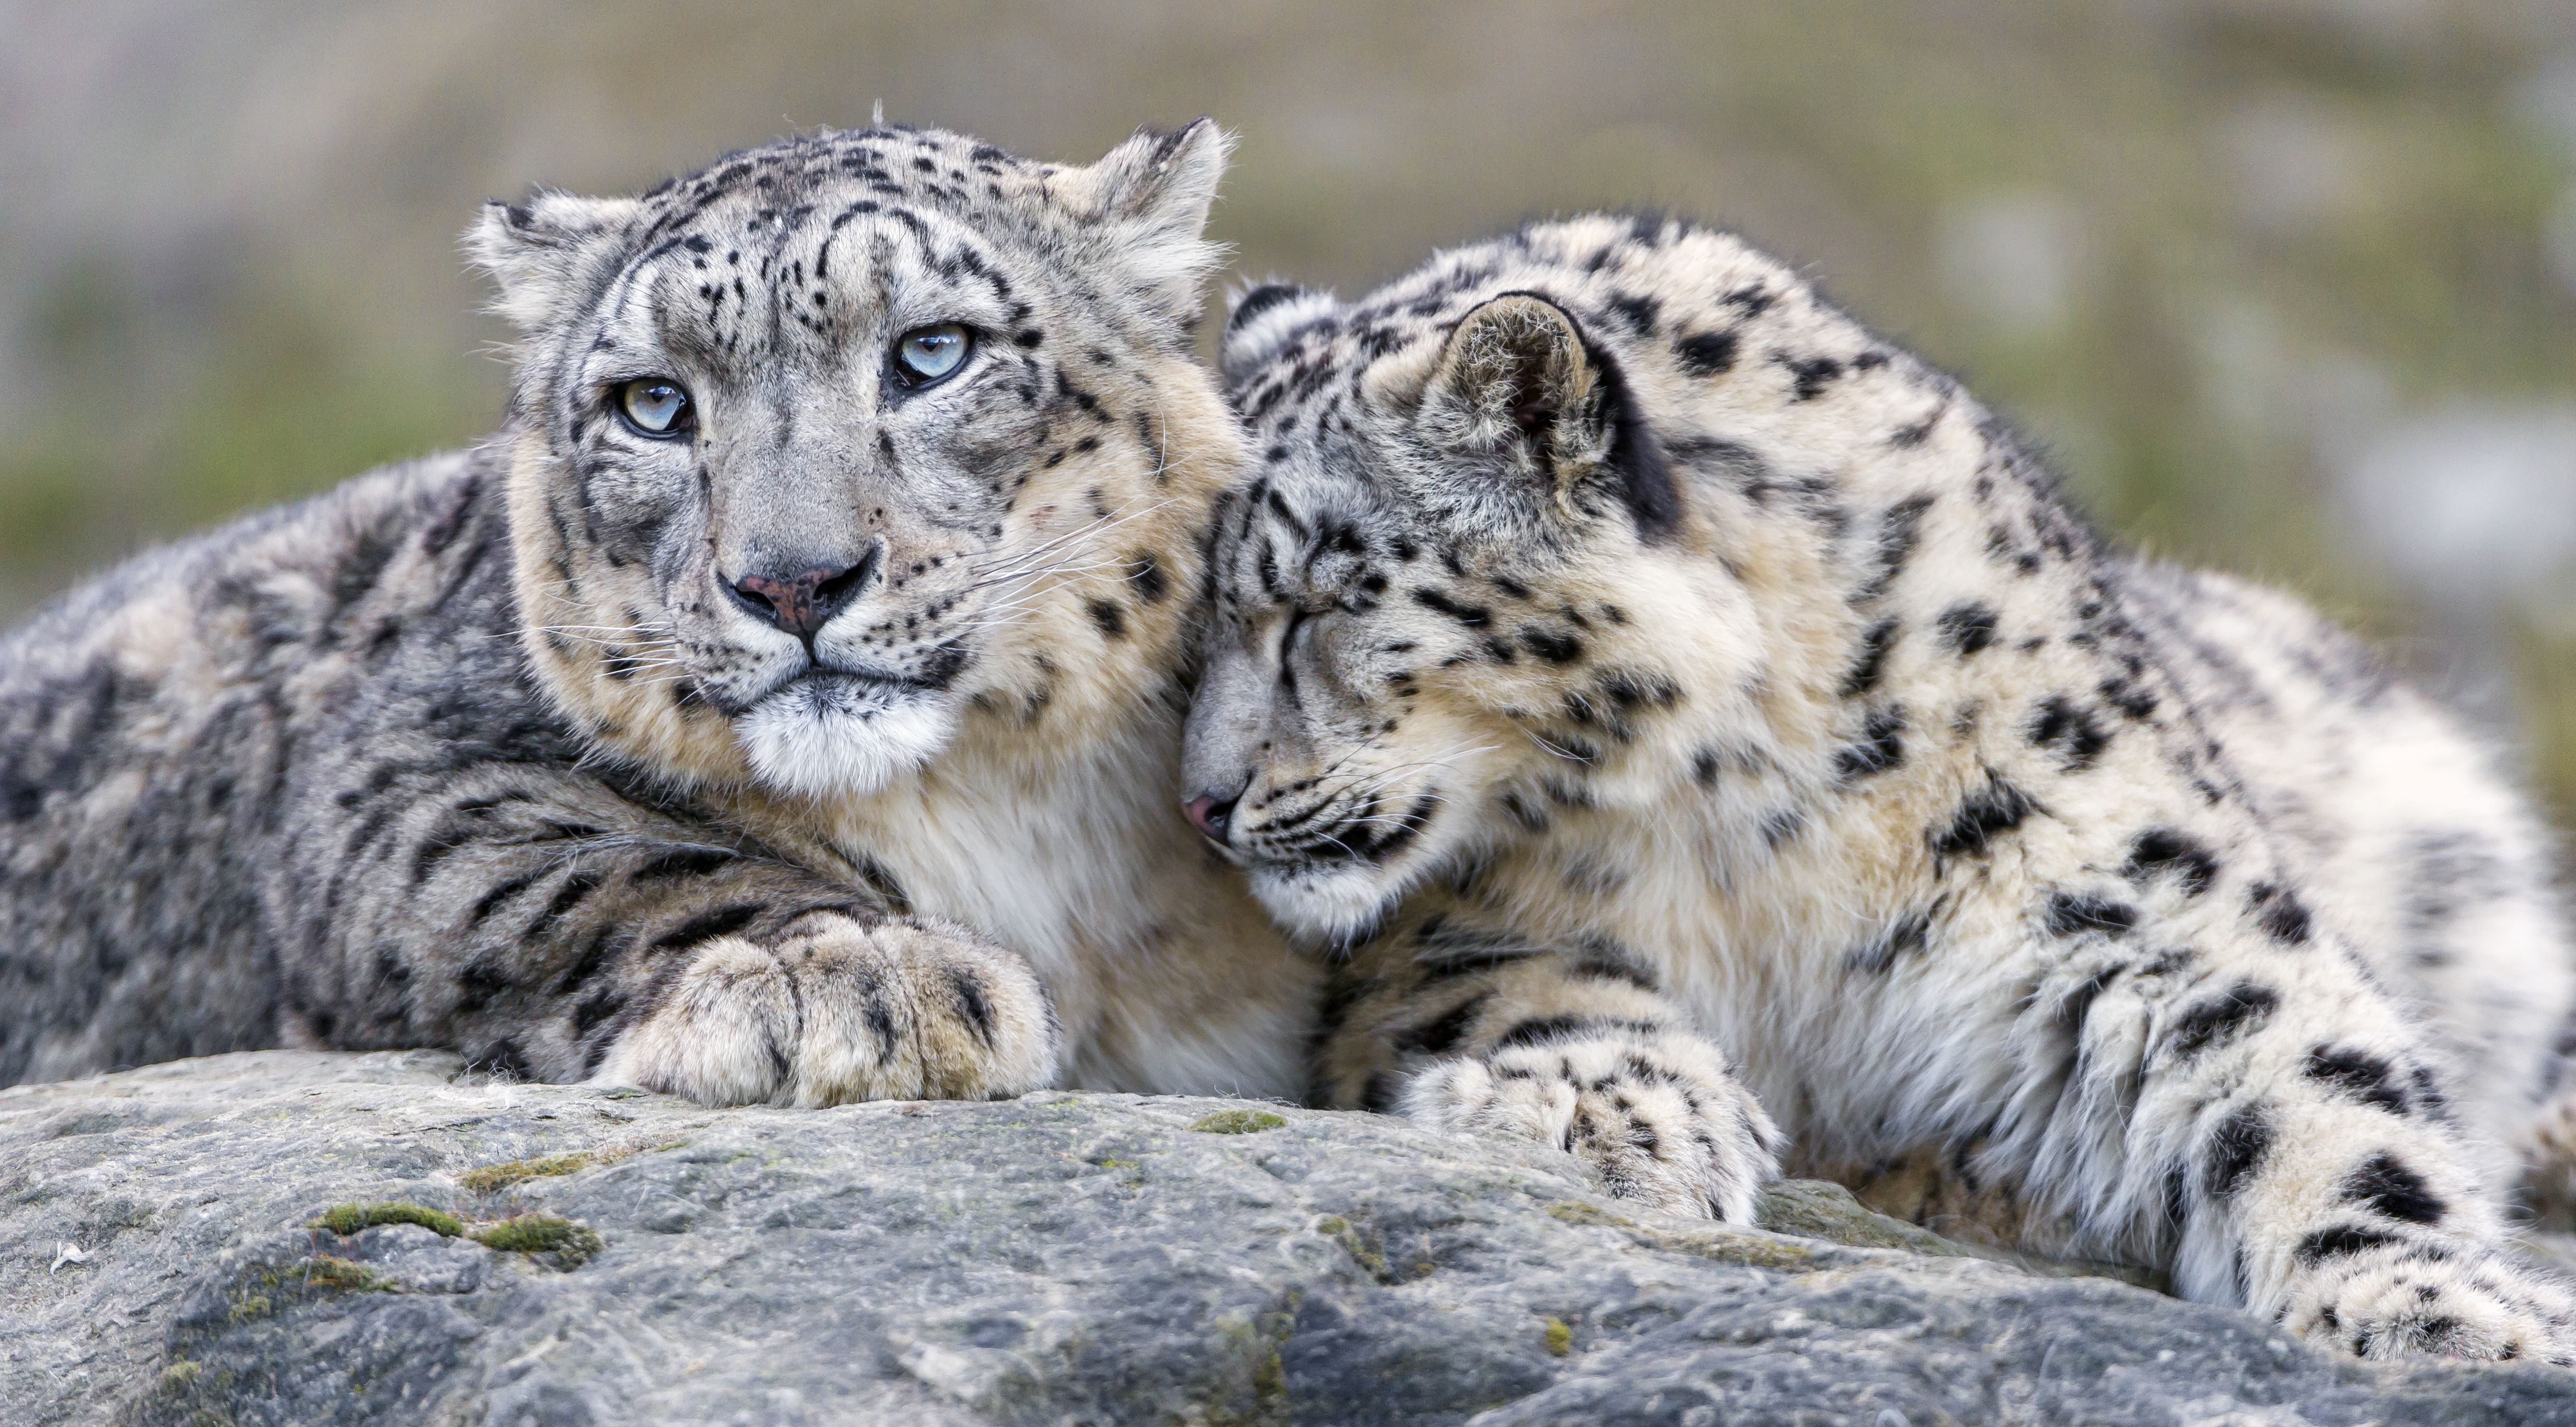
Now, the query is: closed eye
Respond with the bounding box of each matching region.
[1278,608,1313,662]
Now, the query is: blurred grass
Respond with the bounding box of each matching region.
[1,0,2570,825]
[0,268,481,611]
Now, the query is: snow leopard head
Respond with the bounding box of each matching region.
[473,121,1238,800]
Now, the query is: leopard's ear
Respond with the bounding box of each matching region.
[1220,282,1338,390]
[465,192,642,333]
[1078,119,1230,327]
[1414,293,1677,537]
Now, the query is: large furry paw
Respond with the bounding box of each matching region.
[2282,1239,2576,1366]
[1401,1025,1780,1222]
[596,913,1059,1106]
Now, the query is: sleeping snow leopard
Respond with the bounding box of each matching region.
[0,121,1317,1104]
[1182,214,2576,1363]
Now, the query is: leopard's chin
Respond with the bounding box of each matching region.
[1245,854,1424,948]
[1235,784,1463,943]
[735,671,958,801]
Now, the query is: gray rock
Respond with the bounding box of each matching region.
[3,1051,2569,1425]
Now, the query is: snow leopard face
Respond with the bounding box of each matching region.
[473,122,1232,800]
[1186,268,1732,940]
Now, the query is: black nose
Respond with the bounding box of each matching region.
[727,549,879,640]
[1183,792,1238,844]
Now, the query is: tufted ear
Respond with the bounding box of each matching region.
[1414,293,1677,536]
[464,191,643,333]
[1220,281,1339,389]
[1078,119,1231,327]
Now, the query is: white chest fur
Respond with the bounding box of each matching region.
[802,714,1317,1099]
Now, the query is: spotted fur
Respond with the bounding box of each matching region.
[0,122,1315,1104]
[1184,216,2576,1364]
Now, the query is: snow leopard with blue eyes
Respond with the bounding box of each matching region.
[1184,214,2576,1364]
[0,121,1317,1105]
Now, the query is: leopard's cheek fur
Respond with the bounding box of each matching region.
[1188,603,1517,939]
[1195,492,1735,940]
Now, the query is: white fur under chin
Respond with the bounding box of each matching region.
[736,675,958,801]
[1250,859,1416,946]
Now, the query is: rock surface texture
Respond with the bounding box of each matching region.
[4,1052,2572,1425]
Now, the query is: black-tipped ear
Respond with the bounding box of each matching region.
[1080,119,1230,325]
[1220,282,1338,388]
[464,191,642,333]
[1415,293,1676,537]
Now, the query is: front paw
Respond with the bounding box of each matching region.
[1401,1025,1780,1222]
[597,913,1060,1106]
[2283,1239,2576,1366]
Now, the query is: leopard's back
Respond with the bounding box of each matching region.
[0,452,520,1083]
[2122,559,2573,1141]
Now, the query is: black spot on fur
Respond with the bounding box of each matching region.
[1761,808,1804,849]
[1416,943,1539,985]
[1396,994,1490,1057]
[2098,675,2158,721]
[572,987,625,1039]
[2043,892,2136,939]
[1845,911,1931,975]
[1835,706,1907,780]
[2029,696,2111,772]
[552,925,624,997]
[1856,495,1933,602]
[1411,588,1491,628]
[1512,625,1581,664]
[2408,1065,2451,1122]
[2295,1225,2404,1268]
[2306,1045,2411,1115]
[1086,598,1126,639]
[1938,603,1999,656]
[1840,617,1900,697]
[465,872,543,929]
[1125,551,1169,603]
[524,870,605,945]
[1930,775,2039,861]
[1674,330,1740,377]
[649,903,763,952]
[631,846,738,881]
[1605,292,1661,337]
[1571,942,1658,991]
[946,968,996,1048]
[2125,830,2218,897]
[2165,982,2278,1061]
[1493,1015,1660,1050]
[2205,1102,2273,1200]
[2340,1153,2445,1225]
[1785,355,1844,401]
[2248,881,2314,946]
[1229,281,1311,333]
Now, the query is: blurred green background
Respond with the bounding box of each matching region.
[4,1,2574,828]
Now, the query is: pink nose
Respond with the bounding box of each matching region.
[1183,794,1235,843]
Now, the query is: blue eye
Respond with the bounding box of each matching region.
[616,378,692,437]
[893,324,972,386]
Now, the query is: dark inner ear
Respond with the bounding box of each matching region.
[1508,360,1557,450]
[1582,336,1680,540]
[1429,292,1680,542]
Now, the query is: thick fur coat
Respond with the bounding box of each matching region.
[0,123,1312,1104]
[1186,215,2576,1363]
